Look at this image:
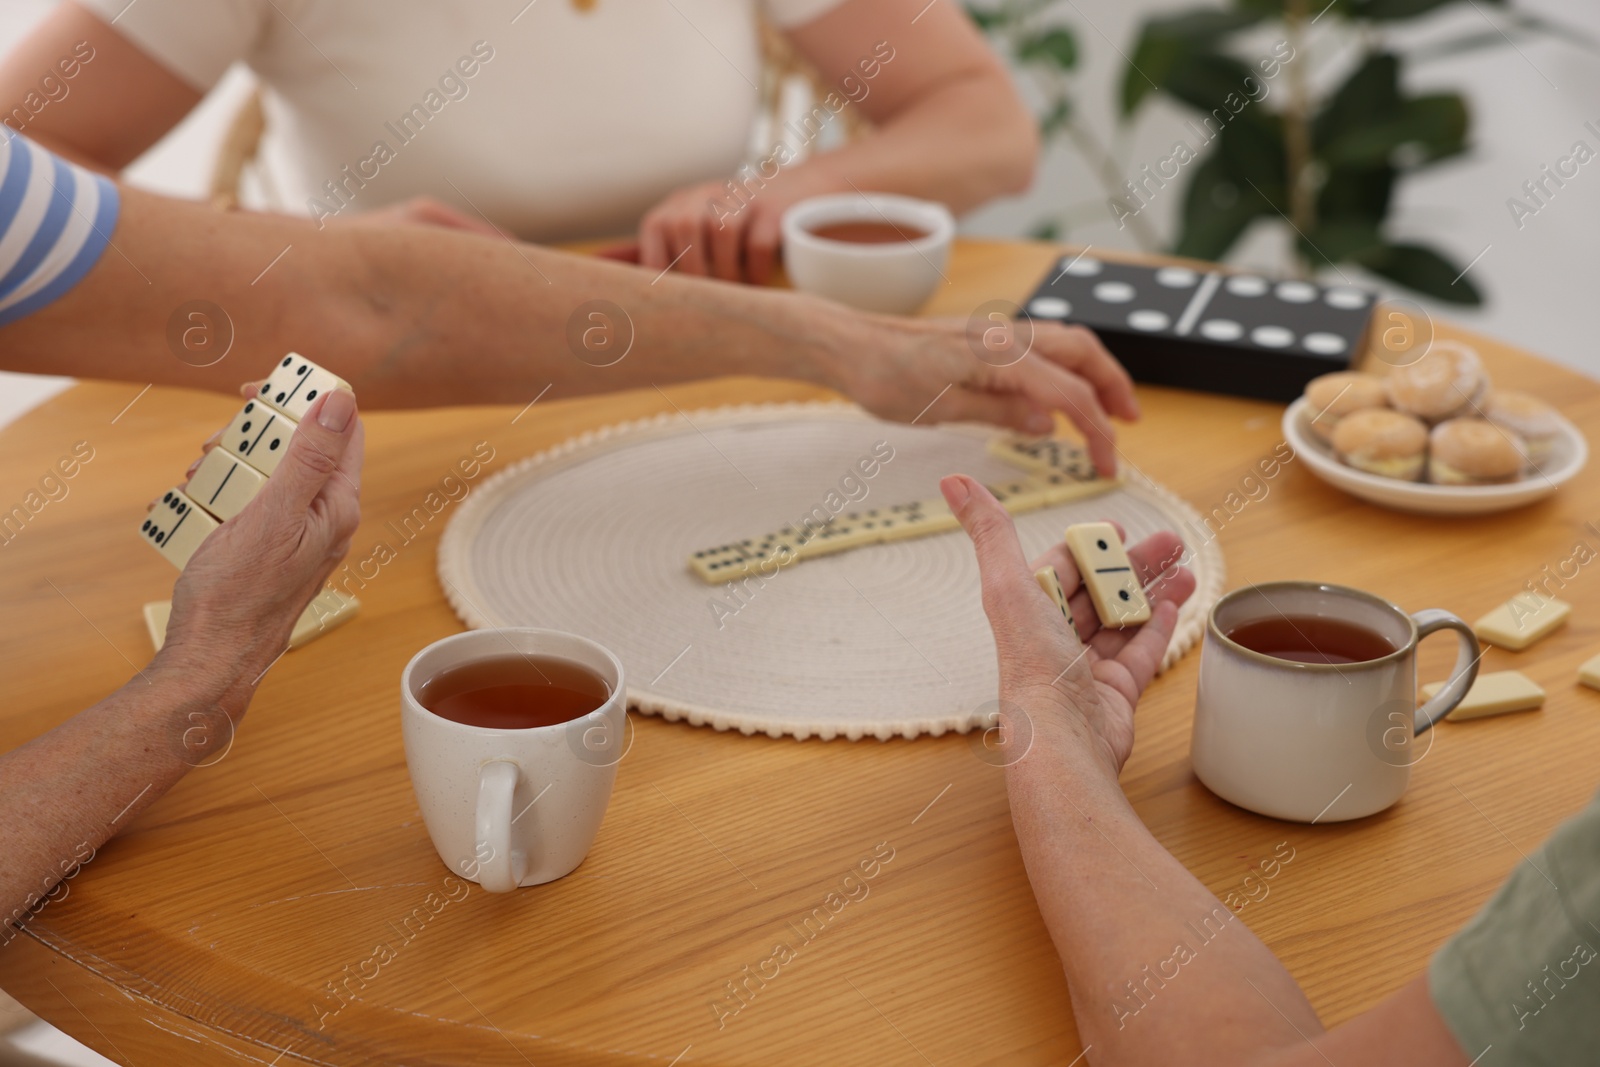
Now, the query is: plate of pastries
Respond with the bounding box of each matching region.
[1282,341,1588,515]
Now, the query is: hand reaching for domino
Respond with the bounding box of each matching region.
[155,387,364,710]
[941,474,1195,777]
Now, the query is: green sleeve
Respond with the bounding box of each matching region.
[1429,790,1600,1066]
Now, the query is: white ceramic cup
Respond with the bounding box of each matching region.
[401,628,627,891]
[781,193,954,314]
[1191,582,1480,823]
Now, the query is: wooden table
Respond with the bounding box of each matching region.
[3,240,1599,1066]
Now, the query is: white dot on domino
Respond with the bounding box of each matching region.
[1252,325,1294,348]
[1304,332,1347,355]
[1028,296,1071,318]
[1200,319,1243,341]
[1325,287,1367,309]
[1128,309,1170,331]
[1275,281,1317,303]
[1061,255,1102,277]
[1156,267,1198,288]
[1094,281,1135,303]
[1226,275,1268,297]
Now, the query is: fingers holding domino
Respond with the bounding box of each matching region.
[1081,538,1192,669]
[148,455,206,512]
[941,475,1194,646]
[149,440,222,511]
[1038,526,1192,704]
[942,475,1080,659]
[1030,524,1195,649]
[151,381,269,511]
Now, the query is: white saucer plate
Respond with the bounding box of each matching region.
[1282,397,1588,516]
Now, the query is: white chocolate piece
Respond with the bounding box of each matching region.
[142,601,171,652]
[1579,652,1600,691]
[1474,596,1570,651]
[1423,670,1544,721]
[185,446,267,521]
[219,399,298,477]
[291,589,361,646]
[256,352,351,421]
[138,488,219,570]
[1062,522,1150,628]
[143,589,359,652]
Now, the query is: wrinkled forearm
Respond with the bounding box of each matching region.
[794,72,1039,214]
[1005,713,1322,1067]
[0,654,236,939]
[0,186,856,405]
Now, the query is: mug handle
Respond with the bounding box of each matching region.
[1411,609,1481,735]
[475,760,529,893]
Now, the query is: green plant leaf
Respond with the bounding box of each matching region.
[1321,93,1469,168]
[1120,7,1268,116]
[1313,53,1400,152]
[1171,153,1273,261]
[1016,27,1079,70]
[1029,218,1063,241]
[1298,221,1385,266]
[1352,242,1483,304]
[1214,109,1288,189]
[1160,52,1266,116]
[1317,165,1397,226]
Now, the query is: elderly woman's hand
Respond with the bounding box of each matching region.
[636,172,823,286]
[156,389,363,715]
[941,474,1194,777]
[831,317,1140,478]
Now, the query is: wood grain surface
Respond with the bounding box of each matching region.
[3,240,1599,1067]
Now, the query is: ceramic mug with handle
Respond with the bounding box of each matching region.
[1191,581,1479,823]
[401,628,627,891]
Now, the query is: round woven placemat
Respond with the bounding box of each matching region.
[439,403,1225,740]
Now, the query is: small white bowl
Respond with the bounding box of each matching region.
[1283,397,1588,515]
[781,193,954,315]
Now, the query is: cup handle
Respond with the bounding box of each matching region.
[1411,609,1481,735]
[475,760,529,893]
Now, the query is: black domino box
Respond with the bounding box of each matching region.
[1021,256,1375,403]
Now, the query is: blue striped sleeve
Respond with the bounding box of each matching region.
[0,130,121,328]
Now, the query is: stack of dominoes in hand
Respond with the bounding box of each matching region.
[688,434,1118,583]
[137,353,358,651]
